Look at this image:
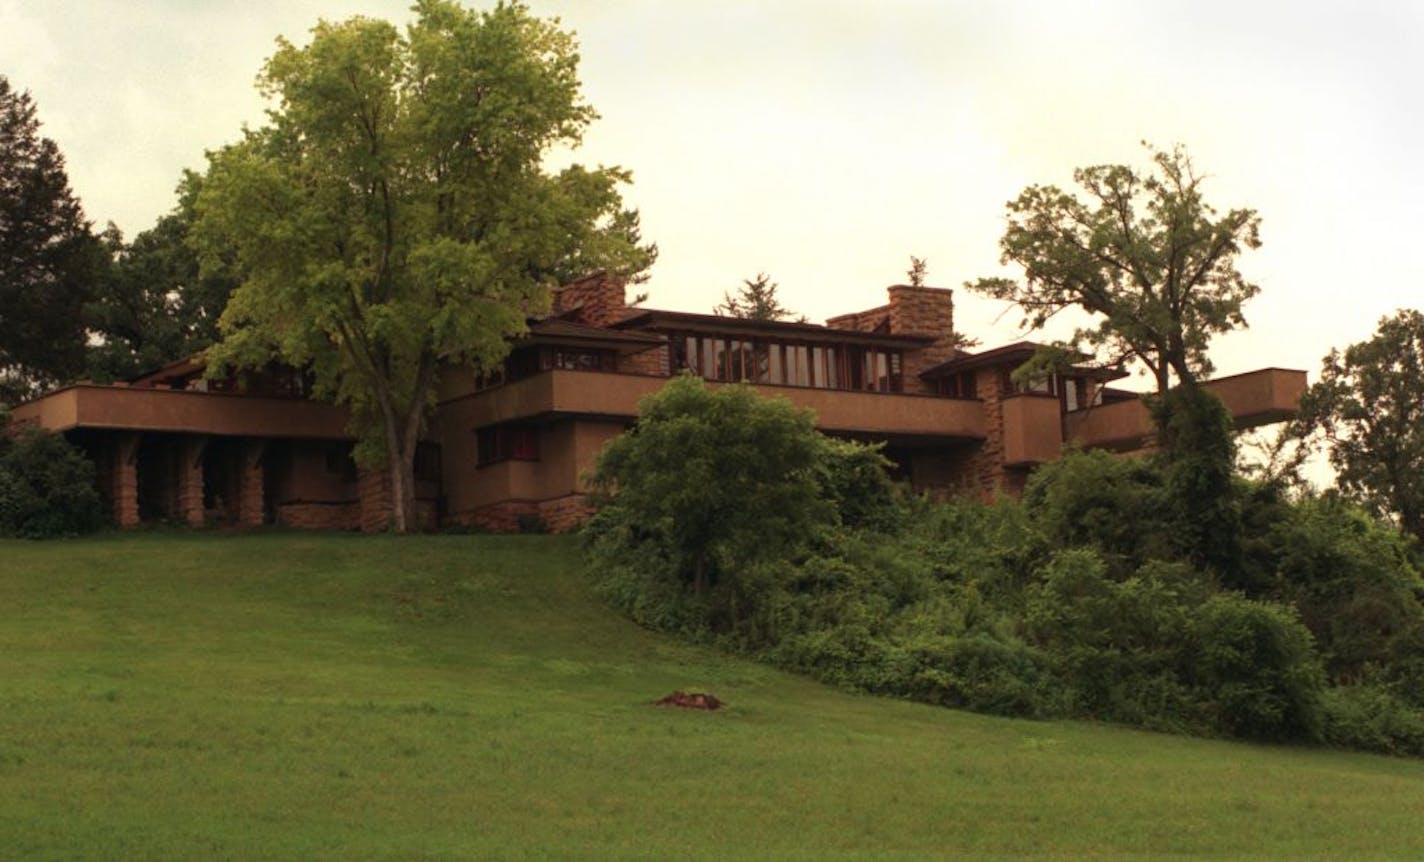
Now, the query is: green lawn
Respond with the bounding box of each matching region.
[1,533,1421,859]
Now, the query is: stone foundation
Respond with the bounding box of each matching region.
[277,501,361,530]
[451,494,593,533]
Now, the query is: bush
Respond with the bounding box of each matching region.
[1022,450,1173,576]
[586,376,830,620]
[1321,685,1424,757]
[0,429,102,538]
[1263,496,1424,688]
[1187,593,1325,742]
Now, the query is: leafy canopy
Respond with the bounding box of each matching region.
[1296,309,1424,542]
[970,144,1260,393]
[588,375,832,598]
[192,0,652,530]
[85,175,238,383]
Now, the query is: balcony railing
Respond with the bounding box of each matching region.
[10,385,352,440]
[446,369,987,440]
[1064,368,1307,451]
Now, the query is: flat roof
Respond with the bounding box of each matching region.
[613,308,939,349]
[920,341,1129,381]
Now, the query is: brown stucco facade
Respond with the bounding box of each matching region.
[8,273,1307,532]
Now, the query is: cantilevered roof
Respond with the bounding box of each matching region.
[613,308,939,349]
[128,353,206,387]
[519,318,665,354]
[919,341,1129,381]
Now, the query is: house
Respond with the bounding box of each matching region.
[7,273,1307,531]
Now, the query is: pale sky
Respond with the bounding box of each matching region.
[3,0,1422,390]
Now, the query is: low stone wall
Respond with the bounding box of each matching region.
[450,494,593,534]
[276,501,361,531]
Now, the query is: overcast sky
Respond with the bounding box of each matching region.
[4,0,1422,390]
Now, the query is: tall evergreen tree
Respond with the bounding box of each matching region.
[0,76,102,402]
[715,272,800,321]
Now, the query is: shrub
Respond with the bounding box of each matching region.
[586,376,830,616]
[0,429,102,538]
[891,632,1057,718]
[1021,450,1172,576]
[1321,684,1424,757]
[1186,593,1325,741]
[1265,496,1424,687]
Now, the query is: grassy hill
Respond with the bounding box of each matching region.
[1,532,1421,859]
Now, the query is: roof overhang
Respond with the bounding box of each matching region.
[613,308,937,350]
[517,319,665,355]
[919,341,1128,382]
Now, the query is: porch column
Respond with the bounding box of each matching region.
[237,439,266,527]
[177,436,207,527]
[112,433,140,528]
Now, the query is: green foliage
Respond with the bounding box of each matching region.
[1321,685,1424,757]
[1187,593,1325,741]
[1297,308,1424,542]
[85,177,238,382]
[814,437,904,532]
[970,143,1261,396]
[714,272,801,321]
[906,255,928,287]
[1022,449,1171,575]
[1265,496,1424,689]
[587,375,834,630]
[0,429,102,538]
[588,381,1424,754]
[193,0,653,531]
[0,75,104,401]
[1151,385,1242,574]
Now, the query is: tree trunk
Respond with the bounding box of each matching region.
[693,555,708,596]
[387,443,417,534]
[381,410,410,534]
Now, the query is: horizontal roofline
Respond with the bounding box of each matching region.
[920,340,1129,381]
[612,308,939,348]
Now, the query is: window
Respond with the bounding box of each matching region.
[936,371,976,399]
[324,443,358,483]
[667,331,900,393]
[413,442,442,483]
[476,425,540,466]
[550,348,611,371]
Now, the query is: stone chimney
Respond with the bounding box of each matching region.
[551,272,629,328]
[886,285,957,391]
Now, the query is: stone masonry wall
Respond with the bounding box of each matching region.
[237,440,265,527]
[111,433,140,528]
[278,501,361,530]
[177,437,205,527]
[886,285,957,395]
[552,272,630,328]
[953,365,1031,501]
[452,494,593,534]
[358,468,393,532]
[619,344,668,377]
[356,468,437,532]
[825,304,890,333]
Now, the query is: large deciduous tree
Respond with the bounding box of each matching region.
[0,75,103,402]
[1296,309,1424,543]
[970,144,1261,400]
[86,175,239,382]
[192,0,653,532]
